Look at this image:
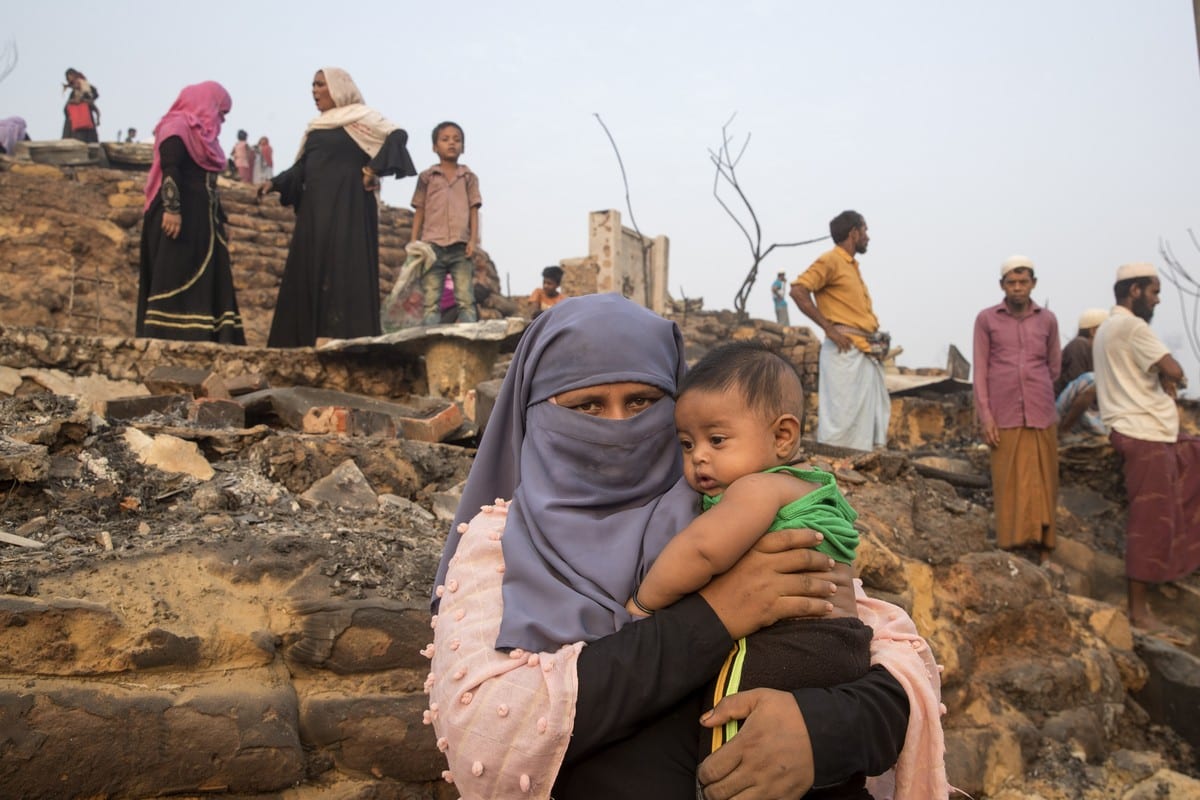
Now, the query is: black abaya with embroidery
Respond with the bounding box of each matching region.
[267,127,415,347]
[137,135,246,343]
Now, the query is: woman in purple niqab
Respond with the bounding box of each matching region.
[434,292,698,651]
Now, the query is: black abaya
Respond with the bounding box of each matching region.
[267,127,415,347]
[137,136,245,343]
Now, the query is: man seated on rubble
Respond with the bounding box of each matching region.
[1055,308,1108,437]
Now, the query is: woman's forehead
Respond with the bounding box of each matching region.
[555,381,664,401]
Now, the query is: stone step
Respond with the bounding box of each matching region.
[0,674,304,798]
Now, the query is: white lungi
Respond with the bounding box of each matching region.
[817,338,890,450]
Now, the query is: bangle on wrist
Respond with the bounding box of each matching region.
[631,589,654,616]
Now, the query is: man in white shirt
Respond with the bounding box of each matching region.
[1093,261,1199,642]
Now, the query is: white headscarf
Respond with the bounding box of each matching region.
[296,67,398,160]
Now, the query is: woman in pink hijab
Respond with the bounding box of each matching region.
[137,81,245,344]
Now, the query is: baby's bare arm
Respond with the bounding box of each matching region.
[634,473,815,612]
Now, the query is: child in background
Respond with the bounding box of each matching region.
[252,136,273,184]
[627,341,872,766]
[411,121,481,325]
[529,265,567,317]
[231,129,253,183]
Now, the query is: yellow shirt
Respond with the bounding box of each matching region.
[792,246,879,352]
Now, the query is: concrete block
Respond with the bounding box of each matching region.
[240,386,462,443]
[224,372,269,396]
[104,393,191,421]
[423,338,498,402]
[190,398,246,429]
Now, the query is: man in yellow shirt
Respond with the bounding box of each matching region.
[789,210,889,450]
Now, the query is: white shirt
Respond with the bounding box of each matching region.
[1093,305,1177,442]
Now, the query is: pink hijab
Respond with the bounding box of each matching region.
[144,81,232,211]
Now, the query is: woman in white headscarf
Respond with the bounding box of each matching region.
[258,67,416,347]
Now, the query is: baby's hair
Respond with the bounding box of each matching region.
[432,121,464,147]
[677,341,804,421]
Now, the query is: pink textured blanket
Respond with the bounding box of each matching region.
[859,582,950,800]
[424,500,581,799]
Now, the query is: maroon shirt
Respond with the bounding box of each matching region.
[973,300,1061,429]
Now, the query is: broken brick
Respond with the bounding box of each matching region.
[199,373,232,400]
[395,399,463,443]
[302,407,396,438]
[144,366,211,397]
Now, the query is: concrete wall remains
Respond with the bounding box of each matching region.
[565,210,669,313]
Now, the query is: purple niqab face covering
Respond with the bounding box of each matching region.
[432,293,699,652]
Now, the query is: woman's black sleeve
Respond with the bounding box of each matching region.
[797,664,911,785]
[271,159,305,209]
[565,597,913,783]
[563,594,732,764]
[156,136,187,214]
[369,128,417,179]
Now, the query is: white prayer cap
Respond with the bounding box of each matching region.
[1115,262,1157,281]
[1077,308,1108,330]
[1000,255,1034,278]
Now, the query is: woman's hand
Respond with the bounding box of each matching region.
[161,212,182,239]
[698,528,842,640]
[362,168,380,192]
[255,181,274,201]
[697,689,813,800]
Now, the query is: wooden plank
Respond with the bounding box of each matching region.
[0,530,46,549]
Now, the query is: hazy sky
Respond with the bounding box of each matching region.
[5,1,1200,386]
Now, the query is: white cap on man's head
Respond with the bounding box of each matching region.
[1000,255,1034,278]
[1078,308,1108,330]
[1115,262,1157,281]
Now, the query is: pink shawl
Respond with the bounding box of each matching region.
[144,81,231,211]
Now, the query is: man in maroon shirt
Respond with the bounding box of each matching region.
[973,256,1062,561]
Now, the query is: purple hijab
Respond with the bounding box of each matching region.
[433,293,699,652]
[0,117,26,156]
[144,81,231,210]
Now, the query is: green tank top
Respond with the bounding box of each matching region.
[699,465,858,564]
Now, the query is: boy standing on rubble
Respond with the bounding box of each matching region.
[410,122,481,325]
